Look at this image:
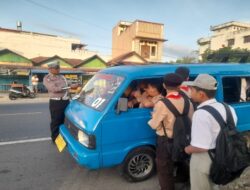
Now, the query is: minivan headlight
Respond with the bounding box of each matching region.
[77,130,96,149]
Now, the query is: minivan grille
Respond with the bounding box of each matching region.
[64,117,78,140]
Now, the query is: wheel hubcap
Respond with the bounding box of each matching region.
[128,153,153,178]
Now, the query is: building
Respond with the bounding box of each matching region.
[0,25,96,59]
[112,20,166,63]
[0,49,107,92]
[32,54,106,85]
[0,24,107,92]
[198,21,250,59]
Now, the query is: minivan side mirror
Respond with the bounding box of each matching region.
[116,98,128,114]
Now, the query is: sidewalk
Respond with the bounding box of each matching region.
[0,93,49,104]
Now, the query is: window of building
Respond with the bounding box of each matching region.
[141,45,150,59]
[118,27,126,35]
[243,35,250,43]
[222,77,250,103]
[71,43,84,51]
[139,41,157,59]
[227,39,235,47]
[151,46,156,57]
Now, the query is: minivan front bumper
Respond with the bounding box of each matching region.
[59,124,100,169]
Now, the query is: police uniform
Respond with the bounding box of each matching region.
[43,61,70,142]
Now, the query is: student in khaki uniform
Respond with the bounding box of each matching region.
[134,81,163,108]
[43,61,77,142]
[148,73,194,190]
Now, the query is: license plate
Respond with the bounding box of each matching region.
[55,134,66,152]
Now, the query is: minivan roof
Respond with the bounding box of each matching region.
[100,63,250,78]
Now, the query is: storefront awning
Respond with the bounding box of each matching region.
[30,69,84,74]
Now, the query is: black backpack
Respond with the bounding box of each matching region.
[201,103,250,185]
[161,96,191,162]
[178,90,197,111]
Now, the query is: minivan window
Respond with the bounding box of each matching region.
[121,78,164,109]
[77,73,124,111]
[222,76,250,103]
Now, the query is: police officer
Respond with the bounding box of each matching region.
[43,61,71,142]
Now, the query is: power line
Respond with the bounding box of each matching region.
[20,1,180,58]
[25,0,109,32]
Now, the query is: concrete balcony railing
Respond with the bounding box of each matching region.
[197,37,211,45]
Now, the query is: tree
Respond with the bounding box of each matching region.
[201,47,250,63]
[175,56,197,64]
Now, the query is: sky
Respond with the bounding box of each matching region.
[0,0,250,61]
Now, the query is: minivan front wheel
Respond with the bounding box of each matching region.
[122,147,155,182]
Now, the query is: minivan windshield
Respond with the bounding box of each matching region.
[77,73,124,111]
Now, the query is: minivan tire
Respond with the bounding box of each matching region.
[122,146,155,182]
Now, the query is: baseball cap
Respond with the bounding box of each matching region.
[47,61,60,69]
[184,74,217,90]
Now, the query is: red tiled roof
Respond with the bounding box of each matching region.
[31,56,50,65]
[63,58,83,67]
[31,55,105,68]
[107,51,148,66]
[31,55,79,67]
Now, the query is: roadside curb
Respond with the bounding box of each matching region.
[0,93,49,104]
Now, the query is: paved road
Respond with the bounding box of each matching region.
[0,103,50,142]
[0,140,161,190]
[0,101,190,190]
[0,102,162,190]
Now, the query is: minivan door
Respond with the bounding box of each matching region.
[100,107,155,167]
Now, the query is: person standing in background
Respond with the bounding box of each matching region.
[31,74,39,93]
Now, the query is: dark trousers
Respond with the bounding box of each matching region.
[156,136,174,190]
[49,99,69,141]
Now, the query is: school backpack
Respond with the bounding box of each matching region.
[178,90,197,110]
[161,95,191,162]
[200,103,250,185]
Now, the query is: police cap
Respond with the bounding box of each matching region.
[47,61,60,69]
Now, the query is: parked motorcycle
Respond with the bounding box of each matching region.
[9,83,36,100]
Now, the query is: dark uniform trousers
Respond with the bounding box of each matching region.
[49,99,69,141]
[156,136,174,190]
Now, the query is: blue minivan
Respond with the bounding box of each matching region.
[56,63,250,182]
